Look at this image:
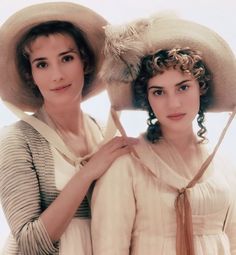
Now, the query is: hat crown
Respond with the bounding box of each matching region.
[100,14,236,111]
[0,2,108,112]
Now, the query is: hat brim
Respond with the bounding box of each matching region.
[0,2,108,112]
[103,17,236,112]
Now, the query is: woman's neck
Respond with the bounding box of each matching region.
[36,101,90,157]
[40,103,84,136]
[162,127,198,153]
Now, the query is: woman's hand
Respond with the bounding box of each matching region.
[81,136,138,182]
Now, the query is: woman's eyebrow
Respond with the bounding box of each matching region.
[148,85,163,90]
[31,57,47,64]
[59,48,78,57]
[175,79,191,86]
[148,79,192,90]
[31,49,78,64]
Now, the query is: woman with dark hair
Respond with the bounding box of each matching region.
[16,20,96,100]
[0,3,136,255]
[91,15,236,255]
[133,47,211,144]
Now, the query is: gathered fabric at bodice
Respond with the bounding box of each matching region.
[91,134,236,255]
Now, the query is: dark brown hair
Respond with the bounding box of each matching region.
[132,47,212,143]
[16,20,96,100]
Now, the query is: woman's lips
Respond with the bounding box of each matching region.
[51,84,71,91]
[167,113,186,120]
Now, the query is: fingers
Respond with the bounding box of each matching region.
[125,137,139,146]
[103,136,138,162]
[85,136,138,180]
[109,146,131,161]
[102,136,138,153]
[112,137,127,150]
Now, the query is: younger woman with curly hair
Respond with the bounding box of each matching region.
[133,47,211,144]
[91,15,236,255]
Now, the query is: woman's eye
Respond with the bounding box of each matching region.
[36,62,48,69]
[62,55,74,62]
[179,84,189,91]
[153,89,164,96]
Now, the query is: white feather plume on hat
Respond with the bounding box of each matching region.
[100,13,236,111]
[100,19,150,83]
[100,12,178,83]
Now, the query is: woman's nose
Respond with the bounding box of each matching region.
[51,64,64,82]
[168,94,181,109]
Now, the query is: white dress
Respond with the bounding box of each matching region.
[51,113,103,255]
[91,135,236,255]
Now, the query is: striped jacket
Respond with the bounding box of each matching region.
[0,121,91,255]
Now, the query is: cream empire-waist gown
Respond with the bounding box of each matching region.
[91,135,236,255]
[49,113,103,255]
[52,145,92,255]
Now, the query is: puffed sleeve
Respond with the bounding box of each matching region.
[91,154,136,255]
[0,125,58,255]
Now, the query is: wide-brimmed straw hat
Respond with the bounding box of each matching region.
[100,15,236,112]
[0,2,108,112]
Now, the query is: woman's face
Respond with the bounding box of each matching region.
[147,68,200,135]
[28,33,84,107]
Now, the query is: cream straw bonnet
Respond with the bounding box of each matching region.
[100,14,236,112]
[0,2,108,112]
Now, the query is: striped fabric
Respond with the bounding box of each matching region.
[0,120,91,255]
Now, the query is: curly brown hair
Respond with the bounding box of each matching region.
[132,47,212,143]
